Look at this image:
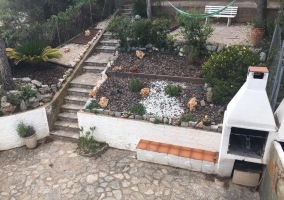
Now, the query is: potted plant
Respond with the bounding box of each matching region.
[251,17,265,46]
[203,115,211,126]
[16,121,37,149]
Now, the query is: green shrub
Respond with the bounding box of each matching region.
[183,45,200,64]
[0,110,3,116]
[129,103,146,115]
[107,16,132,49]
[78,126,107,155]
[6,40,62,65]
[150,19,170,48]
[86,102,101,110]
[132,0,147,18]
[131,19,152,47]
[129,78,144,92]
[180,114,195,122]
[16,86,37,100]
[6,92,22,107]
[200,45,260,105]
[176,9,213,55]
[16,121,35,138]
[166,84,182,97]
[152,118,161,124]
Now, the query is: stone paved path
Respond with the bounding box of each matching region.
[0,140,260,200]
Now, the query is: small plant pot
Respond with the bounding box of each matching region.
[251,28,265,46]
[24,133,37,149]
[203,121,211,126]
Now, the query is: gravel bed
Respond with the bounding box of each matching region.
[95,77,224,124]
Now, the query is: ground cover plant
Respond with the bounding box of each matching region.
[199,45,261,105]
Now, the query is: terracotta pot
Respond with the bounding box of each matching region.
[251,28,265,46]
[24,134,37,149]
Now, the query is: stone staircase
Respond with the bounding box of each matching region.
[121,4,133,17]
[50,33,119,142]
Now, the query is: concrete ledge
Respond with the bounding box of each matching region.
[0,107,49,150]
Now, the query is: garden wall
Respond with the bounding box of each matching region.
[259,141,284,200]
[0,107,49,150]
[77,111,221,151]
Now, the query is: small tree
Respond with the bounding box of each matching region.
[0,38,15,90]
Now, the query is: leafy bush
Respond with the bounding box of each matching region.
[200,45,260,105]
[6,92,22,107]
[132,0,147,18]
[131,19,152,46]
[129,78,144,92]
[176,9,213,54]
[16,121,35,138]
[0,110,3,116]
[129,103,146,115]
[166,84,182,97]
[16,86,37,100]
[6,40,62,65]
[107,15,132,49]
[183,45,199,64]
[86,102,101,110]
[180,114,195,122]
[78,126,107,155]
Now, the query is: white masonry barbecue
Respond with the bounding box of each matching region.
[217,67,278,185]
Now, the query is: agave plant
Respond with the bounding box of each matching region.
[6,40,62,65]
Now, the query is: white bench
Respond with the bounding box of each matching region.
[205,5,238,26]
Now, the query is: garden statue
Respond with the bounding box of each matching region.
[187,97,197,112]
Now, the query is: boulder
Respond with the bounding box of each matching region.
[200,100,206,106]
[98,97,109,108]
[1,96,7,104]
[22,77,31,82]
[259,52,266,62]
[20,101,27,111]
[206,45,217,52]
[140,88,150,98]
[38,87,51,94]
[136,50,145,59]
[1,102,15,114]
[187,97,198,112]
[135,15,141,20]
[206,91,212,102]
[172,118,180,126]
[31,80,42,88]
[112,66,123,72]
[145,43,153,49]
[37,94,52,103]
[27,97,39,108]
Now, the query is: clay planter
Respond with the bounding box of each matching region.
[251,28,265,46]
[24,134,37,149]
[79,143,109,158]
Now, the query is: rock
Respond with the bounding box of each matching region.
[64,47,70,53]
[20,101,27,111]
[255,48,262,54]
[135,15,141,20]
[59,78,64,83]
[200,100,206,106]
[1,96,7,103]
[163,118,169,124]
[153,47,159,51]
[196,121,203,129]
[38,87,51,94]
[37,94,52,103]
[149,117,156,122]
[139,47,146,51]
[31,80,42,88]
[218,124,223,132]
[206,45,217,52]
[115,51,119,56]
[85,30,91,36]
[178,52,184,56]
[217,44,226,53]
[187,97,198,112]
[181,122,188,127]
[172,118,180,126]
[145,44,153,49]
[140,88,150,98]
[135,115,143,120]
[112,66,123,72]
[259,52,266,62]
[98,97,109,108]
[97,109,104,114]
[57,82,62,88]
[206,91,212,102]
[27,97,39,108]
[22,77,31,82]
[136,50,145,59]
[114,112,121,117]
[1,102,15,114]
[179,47,184,53]
[63,75,68,80]
[89,88,98,98]
[69,61,76,67]
[188,121,196,127]
[129,66,138,73]
[211,125,218,132]
[51,84,57,92]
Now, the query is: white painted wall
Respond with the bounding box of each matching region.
[0,107,50,150]
[77,111,221,152]
[275,98,284,140]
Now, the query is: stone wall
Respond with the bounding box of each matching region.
[259,141,284,200]
[0,107,49,150]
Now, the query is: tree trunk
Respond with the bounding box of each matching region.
[257,0,267,23]
[0,38,15,90]
[147,0,152,19]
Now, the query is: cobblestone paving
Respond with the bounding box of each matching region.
[0,140,260,200]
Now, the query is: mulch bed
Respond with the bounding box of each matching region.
[70,28,100,45]
[111,52,203,77]
[12,62,67,85]
[95,76,224,124]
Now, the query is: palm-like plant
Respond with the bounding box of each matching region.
[6,40,62,65]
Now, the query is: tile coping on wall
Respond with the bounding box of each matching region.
[136,139,219,163]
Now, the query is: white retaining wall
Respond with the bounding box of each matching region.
[0,107,50,150]
[78,111,221,152]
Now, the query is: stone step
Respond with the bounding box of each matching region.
[85,52,117,66]
[67,87,90,97]
[99,39,119,46]
[64,95,89,105]
[96,45,116,53]
[121,13,132,16]
[49,130,79,143]
[69,82,94,89]
[58,112,78,123]
[54,121,79,132]
[61,103,82,113]
[102,32,112,39]
[122,5,132,9]
[82,66,105,73]
[122,8,133,12]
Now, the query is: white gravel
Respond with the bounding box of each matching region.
[140,81,185,118]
